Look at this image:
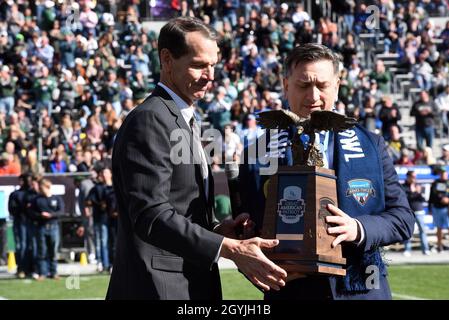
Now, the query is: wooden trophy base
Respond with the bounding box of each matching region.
[269,254,346,276]
[262,166,346,278]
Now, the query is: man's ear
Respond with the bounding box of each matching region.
[335,76,340,101]
[283,77,289,96]
[160,48,172,72]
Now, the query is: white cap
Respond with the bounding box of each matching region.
[102,13,115,26]
[443,144,449,152]
[45,0,55,8]
[281,3,289,10]
[62,69,72,78]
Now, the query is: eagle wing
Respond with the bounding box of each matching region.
[310,110,357,132]
[257,109,302,129]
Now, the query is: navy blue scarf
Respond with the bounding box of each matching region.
[334,125,387,293]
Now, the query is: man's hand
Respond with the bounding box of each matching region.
[41,211,52,219]
[220,237,287,291]
[442,197,449,205]
[214,213,255,239]
[325,204,360,248]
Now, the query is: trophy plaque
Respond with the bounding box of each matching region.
[258,110,357,277]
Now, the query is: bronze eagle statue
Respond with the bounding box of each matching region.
[257,110,357,166]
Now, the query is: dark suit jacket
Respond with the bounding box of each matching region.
[106,86,224,300]
[239,126,414,300]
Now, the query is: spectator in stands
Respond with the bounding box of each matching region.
[86,114,104,146]
[396,148,415,166]
[49,150,67,173]
[295,19,314,45]
[58,70,76,111]
[223,123,242,164]
[359,95,378,133]
[59,30,76,69]
[209,86,232,132]
[0,65,16,115]
[30,178,64,280]
[386,125,406,163]
[33,66,56,115]
[243,46,263,80]
[0,152,20,175]
[415,146,436,166]
[130,71,150,105]
[412,51,434,92]
[238,113,264,149]
[100,71,121,116]
[379,96,401,141]
[23,145,41,174]
[291,3,310,29]
[402,170,430,256]
[435,85,449,136]
[79,0,98,38]
[369,60,391,94]
[340,33,358,68]
[220,0,239,28]
[36,36,54,68]
[410,91,437,151]
[130,46,150,78]
[437,144,449,165]
[428,166,449,253]
[17,109,31,136]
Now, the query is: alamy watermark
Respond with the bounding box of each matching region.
[365,265,380,290]
[169,128,281,175]
[65,268,80,290]
[365,5,380,30]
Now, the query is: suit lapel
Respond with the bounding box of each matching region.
[152,86,214,225]
[152,85,194,155]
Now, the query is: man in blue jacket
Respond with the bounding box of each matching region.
[238,43,415,300]
[30,178,65,280]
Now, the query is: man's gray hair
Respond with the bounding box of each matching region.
[284,43,342,77]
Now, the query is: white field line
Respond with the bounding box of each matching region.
[392,293,427,300]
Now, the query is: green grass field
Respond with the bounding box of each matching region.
[0,265,448,300]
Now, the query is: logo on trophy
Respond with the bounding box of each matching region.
[258,110,357,277]
[277,186,305,224]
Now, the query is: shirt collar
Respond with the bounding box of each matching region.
[158,82,194,124]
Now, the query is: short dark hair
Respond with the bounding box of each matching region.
[284,43,341,77]
[158,17,217,60]
[406,170,415,177]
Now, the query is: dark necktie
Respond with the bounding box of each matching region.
[190,115,208,179]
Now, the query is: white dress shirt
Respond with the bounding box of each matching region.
[158,82,209,200]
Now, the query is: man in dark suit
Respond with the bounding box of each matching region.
[238,44,415,300]
[106,17,287,300]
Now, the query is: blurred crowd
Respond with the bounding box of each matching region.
[0,0,448,175]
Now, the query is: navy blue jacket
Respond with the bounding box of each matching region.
[8,188,33,223]
[85,183,115,224]
[238,127,414,300]
[29,194,65,226]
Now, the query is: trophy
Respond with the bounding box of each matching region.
[258,110,356,277]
